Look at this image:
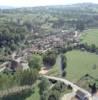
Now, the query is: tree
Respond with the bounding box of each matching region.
[29,55,42,71]
[96,48,98,54]
[40,89,60,100]
[38,78,50,95]
[0,73,17,90]
[48,90,60,100]
[40,91,48,100]
[23,20,33,31]
[89,83,97,94]
[83,43,90,51]
[62,70,67,77]
[90,44,96,53]
[48,94,57,100]
[16,69,38,86]
[60,54,67,77]
[76,20,85,31]
[10,43,17,51]
[43,51,57,67]
[52,81,65,92]
[61,55,67,70]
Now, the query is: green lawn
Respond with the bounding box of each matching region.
[65,50,98,82]
[80,29,98,47]
[47,55,61,76]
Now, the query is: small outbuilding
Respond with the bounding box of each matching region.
[75,90,88,100]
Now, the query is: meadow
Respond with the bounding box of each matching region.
[65,50,98,82]
[80,29,98,47]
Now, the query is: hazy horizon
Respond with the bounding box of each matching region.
[0,0,98,8]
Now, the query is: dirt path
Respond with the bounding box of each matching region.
[0,85,32,97]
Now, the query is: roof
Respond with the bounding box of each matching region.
[76,90,87,99]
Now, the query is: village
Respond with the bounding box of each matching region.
[0,29,97,100]
[0,30,80,72]
[27,30,80,54]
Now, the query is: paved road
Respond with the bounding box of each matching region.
[43,75,92,100]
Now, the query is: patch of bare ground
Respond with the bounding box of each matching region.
[71,97,78,100]
[39,67,49,75]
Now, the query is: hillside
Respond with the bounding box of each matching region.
[0,6,14,9]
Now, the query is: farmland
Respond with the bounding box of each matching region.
[65,50,98,82]
[80,29,98,47]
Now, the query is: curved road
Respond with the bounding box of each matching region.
[43,75,92,100]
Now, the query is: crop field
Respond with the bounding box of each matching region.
[80,29,98,47]
[65,50,98,82]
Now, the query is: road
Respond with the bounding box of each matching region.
[43,75,92,100]
[0,62,9,72]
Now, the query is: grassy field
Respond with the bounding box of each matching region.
[47,55,61,76]
[25,86,40,100]
[65,50,98,82]
[80,29,98,47]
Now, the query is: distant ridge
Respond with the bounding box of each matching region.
[71,2,98,7]
[0,3,98,9]
[0,6,14,9]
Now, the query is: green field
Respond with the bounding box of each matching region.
[47,55,61,76]
[66,50,98,82]
[80,29,98,47]
[25,86,40,100]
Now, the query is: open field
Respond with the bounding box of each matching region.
[25,85,40,100]
[65,50,98,82]
[80,29,98,47]
[47,55,61,76]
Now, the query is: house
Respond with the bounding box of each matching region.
[75,90,89,100]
